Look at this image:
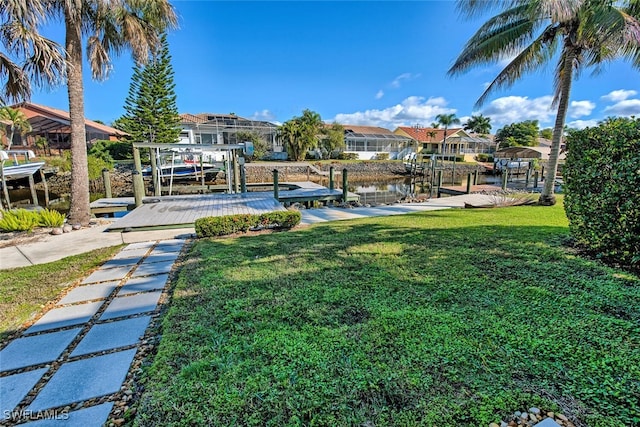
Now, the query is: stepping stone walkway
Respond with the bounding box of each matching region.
[0,239,186,426]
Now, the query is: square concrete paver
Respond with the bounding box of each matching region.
[100,291,162,320]
[118,274,169,296]
[81,266,132,284]
[111,247,150,260]
[1,368,48,419]
[22,402,114,427]
[100,256,142,269]
[153,240,185,253]
[71,316,151,357]
[121,241,155,252]
[27,349,137,412]
[0,328,81,372]
[57,281,119,305]
[144,252,179,264]
[131,260,174,278]
[26,301,103,334]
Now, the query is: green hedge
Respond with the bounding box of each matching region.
[0,208,65,232]
[563,117,640,267]
[195,211,302,237]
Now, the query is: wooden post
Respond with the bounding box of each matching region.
[329,166,335,191]
[473,170,479,185]
[132,170,144,207]
[200,155,206,187]
[0,168,10,209]
[149,149,159,196]
[132,146,142,174]
[525,167,531,188]
[233,150,240,193]
[307,166,310,181]
[28,175,38,205]
[534,171,539,189]
[502,169,508,190]
[452,156,457,185]
[273,169,279,201]
[39,169,50,207]
[466,173,472,194]
[240,163,247,193]
[102,168,112,198]
[541,165,545,181]
[342,168,348,202]
[437,170,443,189]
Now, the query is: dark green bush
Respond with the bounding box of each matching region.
[195,211,301,237]
[375,152,390,160]
[476,153,494,163]
[563,117,640,267]
[335,152,359,160]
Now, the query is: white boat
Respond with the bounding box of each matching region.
[0,150,45,181]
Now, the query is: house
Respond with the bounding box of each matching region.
[4,102,127,151]
[179,113,282,159]
[342,125,413,160]
[394,126,492,159]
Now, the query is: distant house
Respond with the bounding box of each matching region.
[342,125,413,160]
[4,102,127,151]
[179,113,282,158]
[394,126,492,159]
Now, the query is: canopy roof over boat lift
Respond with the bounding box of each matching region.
[495,146,565,160]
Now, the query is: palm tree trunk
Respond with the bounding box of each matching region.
[7,126,15,150]
[65,11,91,225]
[539,48,575,206]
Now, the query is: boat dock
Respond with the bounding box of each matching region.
[437,184,503,197]
[93,182,359,231]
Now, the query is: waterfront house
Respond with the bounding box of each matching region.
[342,125,413,160]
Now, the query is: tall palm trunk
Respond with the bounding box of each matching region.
[7,126,15,150]
[539,46,575,206]
[65,10,91,225]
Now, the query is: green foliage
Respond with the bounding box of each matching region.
[236,131,269,160]
[116,33,181,145]
[335,152,359,160]
[45,153,72,172]
[540,128,553,140]
[135,204,640,426]
[195,211,301,237]
[0,106,31,150]
[376,152,390,160]
[278,109,323,161]
[0,209,40,232]
[476,153,494,162]
[463,114,492,135]
[319,122,346,158]
[495,120,540,147]
[564,117,640,268]
[89,139,133,160]
[38,208,65,227]
[87,154,113,180]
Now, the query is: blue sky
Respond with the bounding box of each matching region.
[31,1,640,133]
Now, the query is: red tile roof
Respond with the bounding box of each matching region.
[395,126,464,143]
[14,102,127,136]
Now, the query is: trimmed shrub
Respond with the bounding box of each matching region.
[476,153,494,163]
[375,152,390,160]
[563,117,640,267]
[38,209,65,227]
[195,211,301,237]
[0,209,41,232]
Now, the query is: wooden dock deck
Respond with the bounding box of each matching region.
[106,192,286,231]
[97,182,359,231]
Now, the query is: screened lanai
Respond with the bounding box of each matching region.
[343,125,413,159]
[180,113,279,148]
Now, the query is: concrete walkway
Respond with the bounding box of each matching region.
[1,239,184,426]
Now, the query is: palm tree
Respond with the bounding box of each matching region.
[0,106,32,150]
[53,0,177,225]
[0,1,65,104]
[464,114,492,135]
[449,0,640,206]
[435,113,460,156]
[278,120,303,161]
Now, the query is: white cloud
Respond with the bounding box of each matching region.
[601,89,637,102]
[390,73,420,88]
[569,100,595,118]
[333,96,455,129]
[375,90,384,100]
[250,109,276,121]
[603,99,640,116]
[481,95,556,130]
[566,119,599,129]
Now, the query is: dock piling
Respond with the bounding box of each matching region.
[502,169,508,190]
[466,173,472,194]
[28,175,38,205]
[273,169,279,201]
[133,170,144,207]
[342,169,348,202]
[329,167,335,190]
[102,168,112,199]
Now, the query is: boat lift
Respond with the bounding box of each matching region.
[131,142,254,196]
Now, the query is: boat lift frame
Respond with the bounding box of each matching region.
[131,142,253,196]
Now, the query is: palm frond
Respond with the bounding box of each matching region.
[476,27,560,106]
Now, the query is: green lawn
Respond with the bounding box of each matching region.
[0,246,123,340]
[134,204,639,427]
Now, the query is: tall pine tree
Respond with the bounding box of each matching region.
[117,33,180,144]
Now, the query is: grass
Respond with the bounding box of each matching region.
[134,204,640,427]
[0,245,123,340]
